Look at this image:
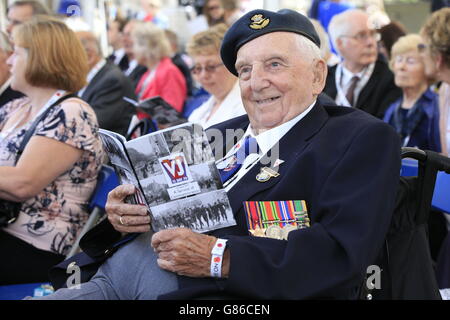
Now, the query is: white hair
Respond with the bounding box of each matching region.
[328,9,368,55]
[310,19,331,60]
[294,33,323,63]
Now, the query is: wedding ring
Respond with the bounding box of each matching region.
[119,215,126,226]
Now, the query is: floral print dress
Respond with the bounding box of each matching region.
[0,97,104,256]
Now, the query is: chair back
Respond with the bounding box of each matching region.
[66,165,119,259]
[88,165,120,210]
[432,171,450,214]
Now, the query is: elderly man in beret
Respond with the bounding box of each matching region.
[38,9,401,300]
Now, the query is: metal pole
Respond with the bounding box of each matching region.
[0,0,7,33]
[98,0,109,58]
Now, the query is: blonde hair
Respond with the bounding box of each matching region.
[390,34,423,69]
[132,21,171,62]
[420,7,450,67]
[186,23,228,57]
[12,16,88,92]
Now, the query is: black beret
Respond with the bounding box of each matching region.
[220,9,321,76]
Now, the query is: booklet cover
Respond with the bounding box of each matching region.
[99,123,236,233]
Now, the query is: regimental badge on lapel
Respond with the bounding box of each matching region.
[249,14,270,30]
[244,200,310,240]
[256,167,280,183]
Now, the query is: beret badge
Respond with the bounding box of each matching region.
[249,14,270,30]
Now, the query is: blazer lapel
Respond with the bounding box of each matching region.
[227,102,329,215]
[355,61,381,110]
[81,64,109,100]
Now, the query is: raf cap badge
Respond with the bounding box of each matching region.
[249,14,270,30]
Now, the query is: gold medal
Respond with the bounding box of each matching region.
[265,225,283,240]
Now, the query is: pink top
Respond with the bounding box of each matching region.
[136,57,187,113]
[0,97,104,255]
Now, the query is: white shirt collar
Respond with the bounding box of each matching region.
[125,60,139,76]
[113,48,126,65]
[87,59,107,83]
[335,62,376,107]
[220,100,317,191]
[244,100,317,155]
[78,59,107,97]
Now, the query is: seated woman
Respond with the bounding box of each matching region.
[383,34,441,152]
[187,23,245,128]
[133,21,187,113]
[0,17,104,285]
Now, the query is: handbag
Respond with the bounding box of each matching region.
[0,94,77,227]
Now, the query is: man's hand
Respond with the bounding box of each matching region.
[105,184,151,234]
[152,228,230,278]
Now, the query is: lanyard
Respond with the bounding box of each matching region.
[31,90,67,122]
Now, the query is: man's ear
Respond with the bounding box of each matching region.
[312,59,327,95]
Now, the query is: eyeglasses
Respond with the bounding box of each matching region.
[393,55,421,65]
[190,63,223,75]
[341,30,381,42]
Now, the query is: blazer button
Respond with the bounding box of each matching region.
[104,249,111,256]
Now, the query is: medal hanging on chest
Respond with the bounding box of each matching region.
[244,200,310,240]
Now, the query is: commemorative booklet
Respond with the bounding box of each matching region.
[124,96,187,127]
[98,123,236,233]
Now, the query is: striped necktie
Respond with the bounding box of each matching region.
[218,136,259,183]
[346,76,360,106]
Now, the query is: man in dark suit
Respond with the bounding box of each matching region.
[121,20,148,90]
[107,17,129,72]
[324,9,401,119]
[77,31,136,136]
[40,9,400,300]
[0,31,23,108]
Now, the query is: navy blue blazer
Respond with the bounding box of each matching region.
[161,102,401,299]
[50,101,401,299]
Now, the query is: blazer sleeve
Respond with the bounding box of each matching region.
[223,122,401,299]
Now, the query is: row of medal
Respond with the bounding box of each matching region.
[244,200,311,240]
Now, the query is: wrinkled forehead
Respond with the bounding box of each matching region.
[235,32,302,64]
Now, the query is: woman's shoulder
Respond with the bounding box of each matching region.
[42,96,99,130]
[2,96,31,113]
[58,96,97,117]
[0,97,31,125]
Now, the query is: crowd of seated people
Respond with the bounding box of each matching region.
[0,0,449,299]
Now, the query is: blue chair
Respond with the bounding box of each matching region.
[432,171,450,215]
[401,158,419,177]
[66,165,119,258]
[401,157,450,213]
